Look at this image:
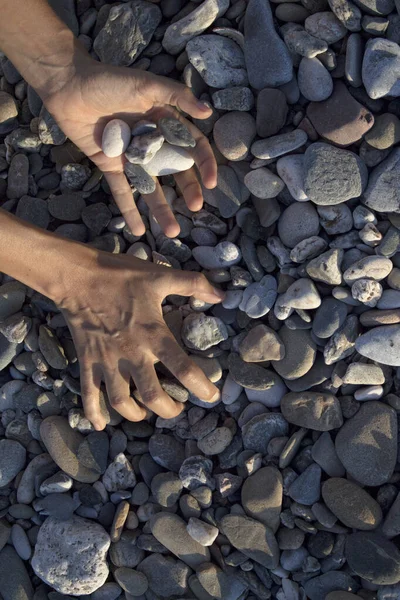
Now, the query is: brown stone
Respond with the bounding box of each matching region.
[239,324,285,362]
[307,81,374,147]
[110,501,130,543]
[360,309,400,327]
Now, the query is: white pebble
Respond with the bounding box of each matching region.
[102,119,131,158]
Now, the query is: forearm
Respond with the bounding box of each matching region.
[0,0,90,100]
[0,209,97,304]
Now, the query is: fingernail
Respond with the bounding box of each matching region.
[213,287,225,300]
[197,100,212,112]
[210,390,221,403]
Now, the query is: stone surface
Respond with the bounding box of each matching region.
[362,38,400,99]
[322,477,382,529]
[151,512,210,568]
[94,1,162,66]
[307,81,374,146]
[244,0,293,89]
[335,401,397,485]
[221,513,280,568]
[345,532,400,585]
[241,467,282,532]
[304,142,368,205]
[187,35,248,88]
[281,392,343,430]
[31,516,110,595]
[40,416,100,483]
[363,148,400,213]
[0,439,26,487]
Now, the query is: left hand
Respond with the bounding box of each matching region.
[44,55,217,238]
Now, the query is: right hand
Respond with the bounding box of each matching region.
[56,250,224,430]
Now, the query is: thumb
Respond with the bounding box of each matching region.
[166,270,225,304]
[140,71,213,119]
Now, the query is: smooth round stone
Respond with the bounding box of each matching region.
[312,297,348,338]
[305,11,347,43]
[16,196,50,229]
[343,256,392,284]
[140,143,193,176]
[244,0,293,89]
[32,516,110,595]
[221,513,280,569]
[304,142,368,205]
[186,34,248,88]
[345,532,400,585]
[281,392,343,430]
[91,583,123,600]
[213,112,256,161]
[239,275,278,318]
[40,472,73,495]
[335,401,397,486]
[0,91,18,125]
[0,439,26,487]
[251,129,308,160]
[239,325,285,362]
[0,546,33,600]
[193,242,241,269]
[290,236,327,263]
[191,227,217,246]
[304,572,359,600]
[277,155,308,201]
[276,3,311,22]
[11,524,31,561]
[356,324,400,366]
[151,472,183,507]
[288,463,321,505]
[281,278,321,309]
[114,568,148,595]
[137,554,190,598]
[307,81,374,146]
[241,467,282,532]
[272,327,316,380]
[345,33,363,88]
[212,87,254,111]
[242,412,289,454]
[244,168,284,199]
[102,119,131,158]
[363,148,400,213]
[362,38,400,99]
[354,0,394,14]
[365,113,400,151]
[48,193,86,221]
[256,88,288,137]
[228,352,276,390]
[377,290,400,309]
[278,202,319,248]
[282,23,328,58]
[186,517,219,546]
[151,512,210,569]
[38,493,75,520]
[311,430,345,477]
[40,416,100,483]
[298,56,333,101]
[322,478,382,530]
[245,376,288,408]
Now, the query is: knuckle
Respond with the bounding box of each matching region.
[110,394,127,407]
[141,388,162,406]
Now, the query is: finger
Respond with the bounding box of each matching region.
[103,368,147,422]
[152,106,217,190]
[131,361,184,419]
[145,179,180,238]
[104,171,146,236]
[174,168,203,213]
[80,361,106,431]
[157,334,220,402]
[139,71,212,120]
[163,270,225,304]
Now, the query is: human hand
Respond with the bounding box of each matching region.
[44,54,217,238]
[57,249,224,430]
